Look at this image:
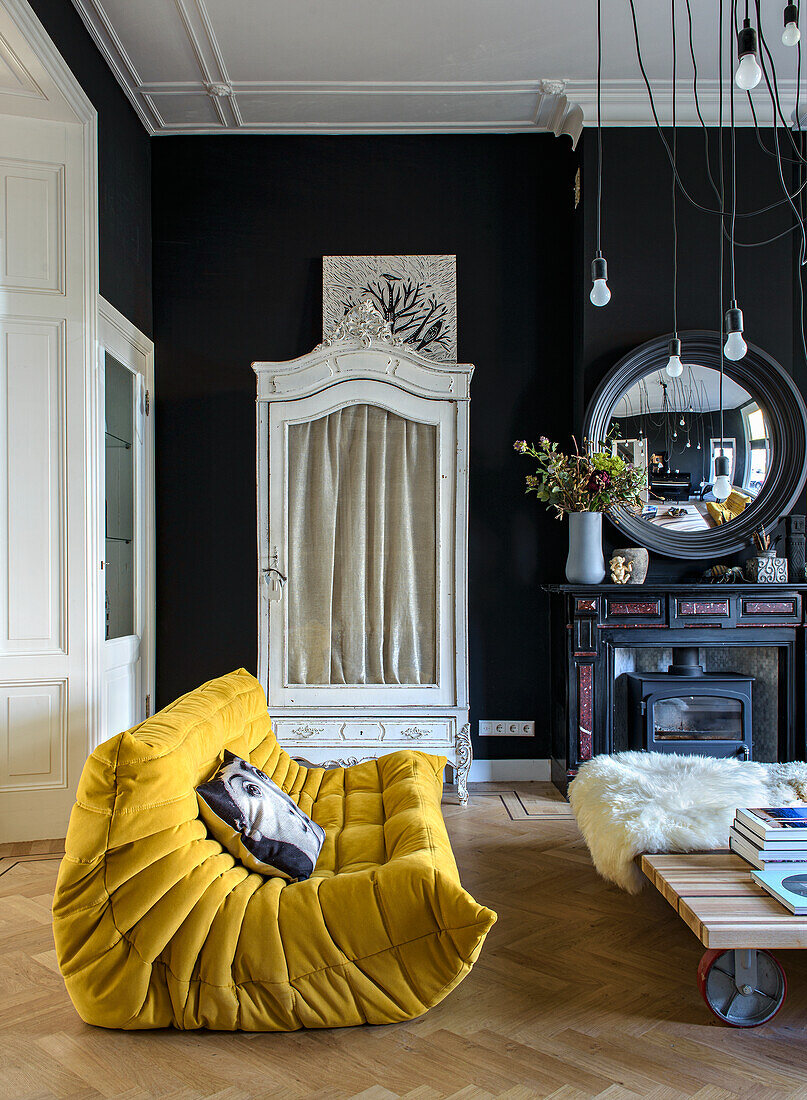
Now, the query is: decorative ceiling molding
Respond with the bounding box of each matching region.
[68,0,582,140]
[569,78,802,127]
[69,0,800,137]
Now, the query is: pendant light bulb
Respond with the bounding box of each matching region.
[713,454,732,501]
[724,300,748,360]
[665,337,683,377]
[736,18,762,88]
[590,253,611,306]
[783,4,801,45]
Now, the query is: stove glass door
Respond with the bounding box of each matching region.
[652,695,743,741]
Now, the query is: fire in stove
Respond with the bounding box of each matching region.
[627,647,753,760]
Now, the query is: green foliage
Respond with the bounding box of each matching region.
[513,436,646,518]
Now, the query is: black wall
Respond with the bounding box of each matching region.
[152,135,577,758]
[618,408,747,489]
[27,0,800,760]
[28,0,152,337]
[576,127,797,576]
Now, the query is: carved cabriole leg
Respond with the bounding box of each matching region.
[455,723,472,806]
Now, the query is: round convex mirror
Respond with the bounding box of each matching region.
[584,332,807,559]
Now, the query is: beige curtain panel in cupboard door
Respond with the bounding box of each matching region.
[287,403,437,686]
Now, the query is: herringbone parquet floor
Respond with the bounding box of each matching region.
[4,784,807,1100]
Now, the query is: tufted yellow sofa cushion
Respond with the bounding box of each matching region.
[53,669,496,1030]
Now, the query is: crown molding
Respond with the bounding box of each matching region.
[70,0,799,136]
[570,77,803,126]
[69,0,583,139]
[70,0,157,132]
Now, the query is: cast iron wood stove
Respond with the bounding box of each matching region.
[627,646,753,760]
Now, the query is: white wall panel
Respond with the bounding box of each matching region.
[0,159,62,291]
[0,679,65,790]
[0,30,45,100]
[0,320,63,653]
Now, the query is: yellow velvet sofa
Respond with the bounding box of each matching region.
[706,488,752,526]
[53,669,496,1030]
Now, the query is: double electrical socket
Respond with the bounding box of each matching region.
[478,720,535,737]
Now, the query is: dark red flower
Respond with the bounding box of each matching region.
[586,470,611,494]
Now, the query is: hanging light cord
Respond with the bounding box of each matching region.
[752,0,807,362]
[595,0,603,255]
[730,0,738,303]
[690,0,807,251]
[628,0,807,222]
[671,0,679,340]
[754,0,807,164]
[719,0,726,460]
[753,0,807,262]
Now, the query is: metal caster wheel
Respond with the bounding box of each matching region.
[697,948,787,1027]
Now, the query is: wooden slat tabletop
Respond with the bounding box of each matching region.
[641,851,807,949]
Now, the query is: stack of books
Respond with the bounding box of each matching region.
[730,807,807,914]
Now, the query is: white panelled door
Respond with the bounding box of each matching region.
[0,1,98,841]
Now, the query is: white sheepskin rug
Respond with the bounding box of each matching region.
[568,751,807,893]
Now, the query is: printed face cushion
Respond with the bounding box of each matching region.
[196,750,325,880]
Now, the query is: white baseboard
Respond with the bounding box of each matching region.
[460,758,551,782]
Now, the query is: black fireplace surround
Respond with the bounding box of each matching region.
[545,583,807,794]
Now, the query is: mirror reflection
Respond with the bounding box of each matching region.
[608,363,771,534]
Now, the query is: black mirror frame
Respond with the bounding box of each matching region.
[583,330,807,559]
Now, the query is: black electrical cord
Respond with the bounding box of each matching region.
[628,0,807,223]
[671,0,679,342]
[719,0,726,461]
[747,91,805,166]
[685,0,723,205]
[753,0,807,260]
[691,0,806,248]
[799,35,807,365]
[754,0,807,163]
[730,0,738,301]
[595,0,603,254]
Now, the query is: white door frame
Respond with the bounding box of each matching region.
[0,0,99,837]
[98,297,155,739]
[8,0,100,756]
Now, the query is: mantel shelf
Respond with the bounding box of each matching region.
[544,582,807,593]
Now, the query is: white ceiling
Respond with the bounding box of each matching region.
[613,366,753,416]
[68,0,804,136]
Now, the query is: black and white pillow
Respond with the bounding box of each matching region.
[196,750,325,880]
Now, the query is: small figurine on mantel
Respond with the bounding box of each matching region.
[702,563,745,584]
[609,546,649,584]
[609,555,632,584]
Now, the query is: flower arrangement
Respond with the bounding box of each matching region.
[513,436,646,518]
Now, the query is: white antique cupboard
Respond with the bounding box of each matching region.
[254,302,474,802]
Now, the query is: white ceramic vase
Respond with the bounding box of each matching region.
[566,511,605,585]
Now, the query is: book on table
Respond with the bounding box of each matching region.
[732,818,807,851]
[736,807,807,842]
[729,828,807,870]
[751,867,807,914]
